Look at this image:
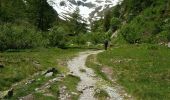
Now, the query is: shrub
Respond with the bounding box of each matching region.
[49,26,67,48]
[90,32,108,44]
[110,17,121,32]
[121,24,141,44]
[0,24,45,51]
[154,31,169,43]
[120,13,162,44]
[72,32,108,45]
[72,34,88,45]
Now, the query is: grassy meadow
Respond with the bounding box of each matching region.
[87,44,170,100]
[0,48,83,99]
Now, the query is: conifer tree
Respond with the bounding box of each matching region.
[27,0,58,31]
[68,7,87,35]
[103,10,112,32]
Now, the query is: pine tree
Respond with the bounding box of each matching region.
[68,7,87,35]
[0,0,26,23]
[27,0,58,31]
[103,10,112,32]
[91,18,104,32]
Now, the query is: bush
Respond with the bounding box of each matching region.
[120,14,162,44]
[0,24,45,51]
[121,24,141,44]
[90,32,108,44]
[110,17,121,32]
[71,32,108,45]
[49,26,67,48]
[72,34,88,45]
[154,31,169,43]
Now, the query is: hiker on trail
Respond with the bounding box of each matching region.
[104,39,109,50]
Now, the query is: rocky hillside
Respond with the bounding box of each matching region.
[48,0,119,22]
[111,0,170,44]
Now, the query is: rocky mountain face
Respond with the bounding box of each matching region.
[48,0,119,23]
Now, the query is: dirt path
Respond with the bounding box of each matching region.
[67,50,130,100]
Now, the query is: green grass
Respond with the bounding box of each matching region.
[94,89,109,100]
[61,74,81,100]
[95,44,170,100]
[11,75,57,99]
[0,48,82,91]
[86,55,109,82]
[0,47,85,99]
[34,93,57,100]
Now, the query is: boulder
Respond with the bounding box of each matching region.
[0,88,13,99]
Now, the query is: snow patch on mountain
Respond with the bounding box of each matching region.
[48,0,119,22]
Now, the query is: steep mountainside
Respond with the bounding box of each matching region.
[48,0,119,22]
[111,0,170,44]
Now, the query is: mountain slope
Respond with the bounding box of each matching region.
[111,0,170,44]
[48,0,119,22]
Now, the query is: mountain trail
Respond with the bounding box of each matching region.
[67,50,132,100]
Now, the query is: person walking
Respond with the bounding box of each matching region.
[104,39,109,50]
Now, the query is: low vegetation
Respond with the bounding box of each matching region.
[0,48,82,91]
[88,44,170,100]
[62,75,81,99]
[86,55,109,82]
[94,89,109,100]
[112,0,170,44]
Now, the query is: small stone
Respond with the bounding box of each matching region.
[78,90,83,93]
[89,86,94,89]
[45,72,53,77]
[168,42,170,48]
[28,79,36,84]
[58,74,65,78]
[62,86,67,89]
[41,71,46,75]
[70,71,73,74]
[35,88,39,91]
[96,89,100,93]
[52,78,61,82]
[71,92,78,95]
[124,93,128,96]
